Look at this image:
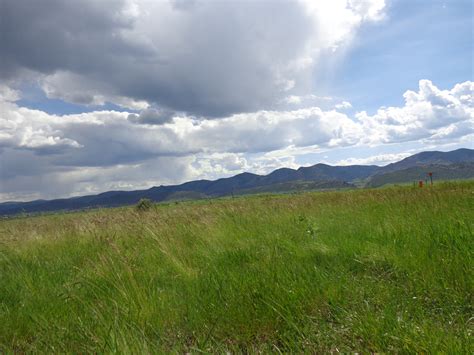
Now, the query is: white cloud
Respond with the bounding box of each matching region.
[357,80,473,145]
[335,152,412,166]
[335,101,353,110]
[0,84,21,102]
[282,94,334,108]
[192,153,250,179]
[300,0,385,50]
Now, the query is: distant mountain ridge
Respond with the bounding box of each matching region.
[1,148,472,216]
[376,148,474,174]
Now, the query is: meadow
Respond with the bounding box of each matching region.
[1,181,473,353]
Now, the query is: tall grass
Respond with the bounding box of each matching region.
[1,181,473,352]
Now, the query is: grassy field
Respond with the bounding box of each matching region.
[1,182,473,353]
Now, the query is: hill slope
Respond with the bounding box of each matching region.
[367,163,474,187]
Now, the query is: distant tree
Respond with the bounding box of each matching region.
[135,198,153,211]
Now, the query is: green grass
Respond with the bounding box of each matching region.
[1,182,473,352]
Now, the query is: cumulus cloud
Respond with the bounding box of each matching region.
[357,80,474,145]
[0,102,83,153]
[192,153,250,178]
[1,0,385,116]
[0,80,472,200]
[0,100,360,166]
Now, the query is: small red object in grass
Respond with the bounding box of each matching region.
[418,180,424,188]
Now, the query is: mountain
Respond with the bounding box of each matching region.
[376,148,474,174]
[1,148,472,216]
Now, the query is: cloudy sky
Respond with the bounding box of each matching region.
[0,0,473,201]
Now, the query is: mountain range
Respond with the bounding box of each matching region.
[1,148,473,216]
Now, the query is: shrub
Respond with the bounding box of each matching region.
[135,198,153,211]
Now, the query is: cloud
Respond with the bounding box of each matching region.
[0,85,21,102]
[335,152,413,166]
[357,80,473,145]
[282,94,334,108]
[193,152,300,180]
[128,108,176,125]
[41,72,150,110]
[0,100,360,166]
[335,101,353,110]
[0,80,472,201]
[1,0,385,116]
[0,101,83,153]
[192,153,250,178]
[0,152,196,202]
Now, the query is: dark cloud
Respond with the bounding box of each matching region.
[128,108,175,125]
[1,0,315,116]
[0,0,144,78]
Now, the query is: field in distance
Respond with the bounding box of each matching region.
[1,181,473,352]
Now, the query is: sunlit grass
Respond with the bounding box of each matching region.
[1,181,473,352]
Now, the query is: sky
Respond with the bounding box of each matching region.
[0,0,473,202]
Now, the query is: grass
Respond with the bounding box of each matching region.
[1,181,473,352]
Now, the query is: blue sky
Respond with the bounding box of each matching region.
[0,0,472,201]
[324,0,473,112]
[16,85,129,115]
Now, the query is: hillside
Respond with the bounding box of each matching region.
[235,179,354,195]
[1,182,472,352]
[367,163,474,187]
